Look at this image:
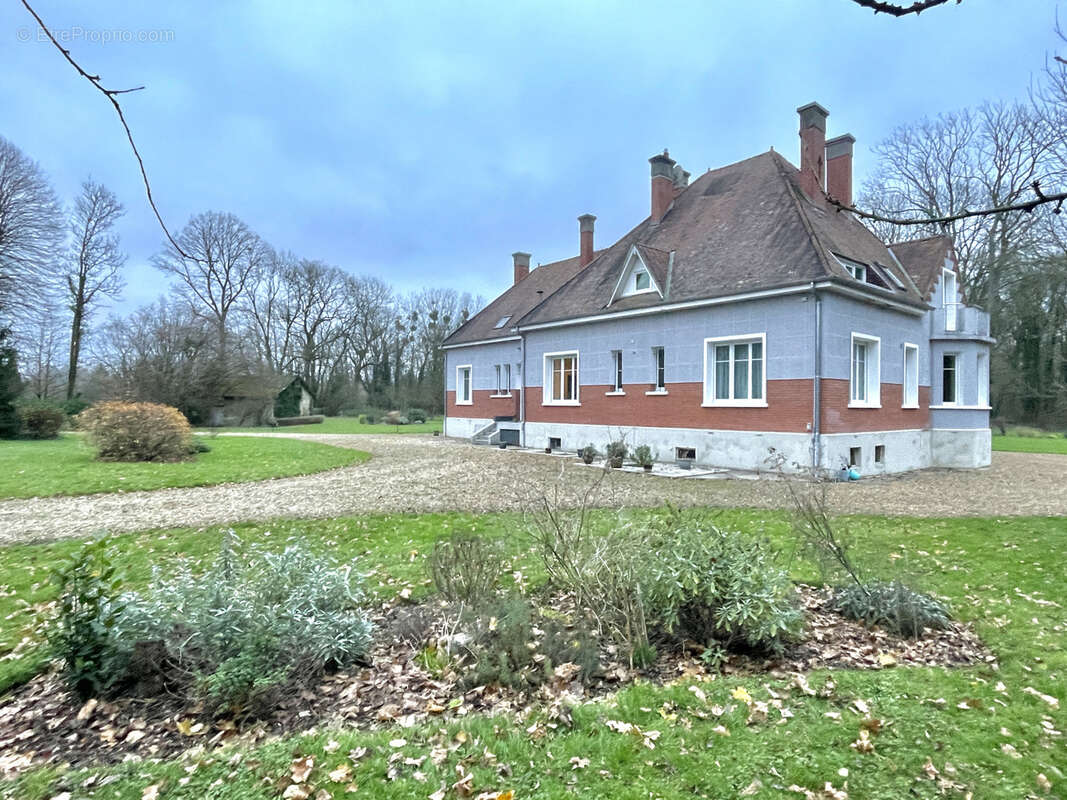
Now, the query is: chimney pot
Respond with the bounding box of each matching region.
[578,214,596,266]
[649,150,677,223]
[825,133,856,207]
[512,251,531,285]
[796,102,829,200]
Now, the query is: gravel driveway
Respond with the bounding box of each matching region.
[1,433,1065,544]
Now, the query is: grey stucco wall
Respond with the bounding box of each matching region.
[818,293,929,385]
[522,294,816,389]
[445,339,523,392]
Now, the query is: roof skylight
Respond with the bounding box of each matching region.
[493,315,512,329]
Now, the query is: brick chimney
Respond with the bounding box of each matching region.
[825,134,855,207]
[578,214,596,266]
[649,150,676,224]
[796,102,829,200]
[512,251,530,285]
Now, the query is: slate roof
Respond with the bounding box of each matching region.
[443,149,931,346]
[889,235,954,300]
[442,252,593,345]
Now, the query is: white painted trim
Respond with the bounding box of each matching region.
[849,332,881,408]
[604,390,626,396]
[902,341,919,409]
[542,349,580,406]
[644,389,669,396]
[516,280,925,335]
[608,245,664,305]
[940,350,961,406]
[441,335,520,350]
[489,394,513,399]
[455,364,473,405]
[820,428,928,437]
[702,333,767,406]
[930,404,991,410]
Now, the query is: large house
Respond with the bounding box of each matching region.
[441,103,992,474]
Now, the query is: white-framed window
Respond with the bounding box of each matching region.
[942,352,959,405]
[943,268,958,331]
[543,351,579,405]
[455,365,472,405]
[977,351,989,407]
[834,253,868,282]
[493,363,511,396]
[702,334,766,406]
[611,350,624,392]
[849,333,881,407]
[634,270,650,291]
[652,346,666,391]
[902,342,919,408]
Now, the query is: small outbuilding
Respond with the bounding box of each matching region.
[209,374,316,427]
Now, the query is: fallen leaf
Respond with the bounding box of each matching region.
[329,764,352,783]
[142,787,160,800]
[741,779,763,795]
[291,756,314,783]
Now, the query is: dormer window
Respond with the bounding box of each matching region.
[611,245,664,303]
[833,253,868,283]
[493,315,512,329]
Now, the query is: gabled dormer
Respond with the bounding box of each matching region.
[608,243,673,305]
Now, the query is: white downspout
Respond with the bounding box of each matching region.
[812,282,822,473]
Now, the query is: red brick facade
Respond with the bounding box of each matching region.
[447,389,521,420]
[447,379,930,433]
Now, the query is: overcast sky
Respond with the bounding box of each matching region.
[2,1,1061,313]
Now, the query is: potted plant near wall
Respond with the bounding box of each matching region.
[579,444,597,465]
[634,444,655,472]
[606,440,627,469]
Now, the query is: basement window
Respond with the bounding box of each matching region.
[849,447,862,468]
[676,447,696,461]
[549,437,562,450]
[875,445,885,465]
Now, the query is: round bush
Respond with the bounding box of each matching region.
[17,400,65,439]
[77,401,194,462]
[407,407,428,424]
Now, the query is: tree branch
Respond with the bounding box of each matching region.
[846,0,959,16]
[20,0,192,260]
[829,181,1066,227]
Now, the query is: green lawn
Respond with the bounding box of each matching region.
[2,509,1065,798]
[993,434,1067,454]
[0,434,369,499]
[201,416,443,435]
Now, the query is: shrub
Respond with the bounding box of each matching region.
[63,397,91,417]
[579,444,597,464]
[605,440,627,467]
[407,407,428,423]
[833,580,951,638]
[17,400,65,439]
[633,444,655,468]
[50,540,128,700]
[363,412,378,425]
[77,401,193,462]
[429,531,504,602]
[117,532,373,713]
[383,410,408,426]
[454,595,598,690]
[636,514,803,655]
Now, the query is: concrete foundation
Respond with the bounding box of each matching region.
[444,418,993,473]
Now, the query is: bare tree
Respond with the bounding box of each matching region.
[153,212,268,410]
[20,306,66,399]
[64,179,125,400]
[0,136,63,331]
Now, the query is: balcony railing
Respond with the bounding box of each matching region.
[931,303,990,338]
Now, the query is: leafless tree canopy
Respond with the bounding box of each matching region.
[859,59,1067,426]
[0,136,63,331]
[846,0,959,16]
[65,179,126,400]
